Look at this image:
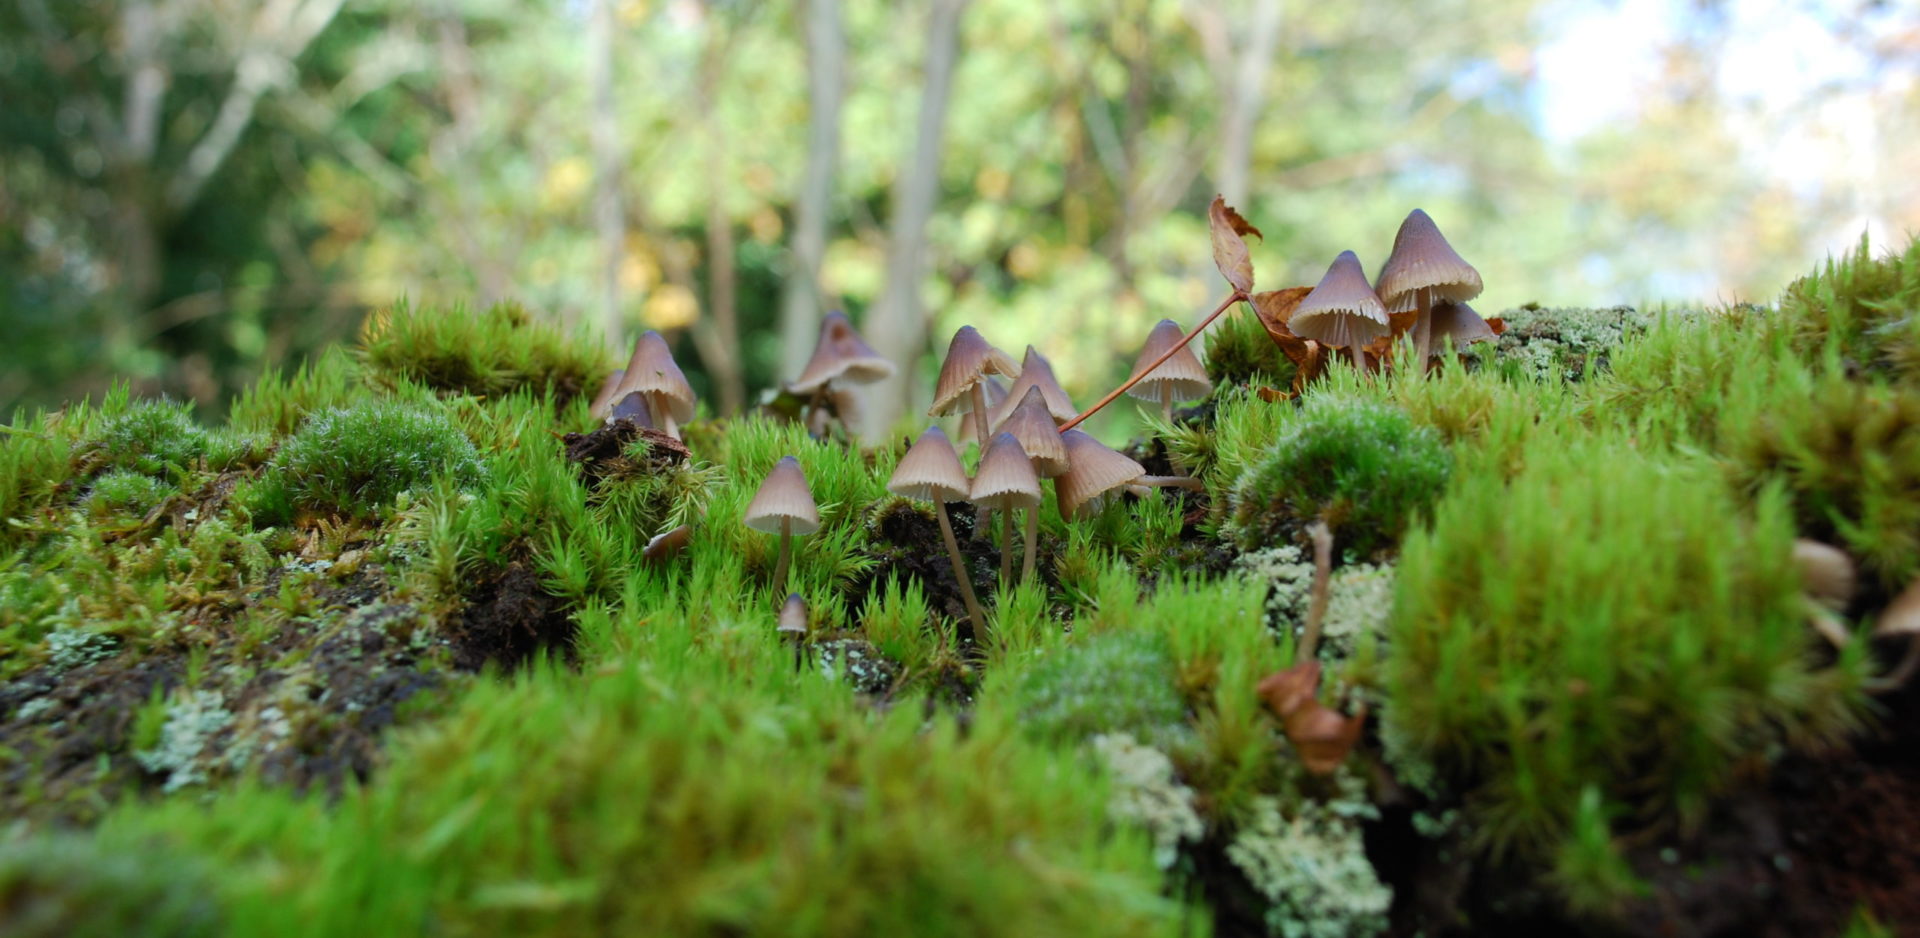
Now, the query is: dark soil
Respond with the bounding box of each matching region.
[862,498,1001,646]
[446,561,577,672]
[561,418,687,487]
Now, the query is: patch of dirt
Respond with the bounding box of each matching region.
[561,417,687,486]
[446,561,577,671]
[861,499,1000,646]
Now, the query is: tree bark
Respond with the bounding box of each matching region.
[1188,0,1281,208]
[777,0,846,379]
[700,23,746,417]
[863,0,969,437]
[588,0,626,344]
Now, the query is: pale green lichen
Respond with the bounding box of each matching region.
[1477,305,1660,382]
[44,626,118,673]
[135,690,233,793]
[1233,549,1394,664]
[1227,773,1391,938]
[1091,732,1204,871]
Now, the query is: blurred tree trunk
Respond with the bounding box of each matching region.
[1190,0,1281,207]
[589,0,626,346]
[697,21,746,416]
[864,0,969,437]
[777,0,846,379]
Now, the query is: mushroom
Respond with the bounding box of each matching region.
[614,331,697,439]
[642,523,692,566]
[744,456,820,594]
[1794,538,1858,649]
[930,326,1019,452]
[970,432,1042,588]
[1054,429,1199,521]
[994,386,1069,583]
[989,346,1077,426]
[1868,575,1920,691]
[788,311,896,435]
[1290,251,1390,373]
[777,592,809,670]
[588,369,627,420]
[1125,320,1212,423]
[886,426,989,638]
[609,391,655,426]
[1376,209,1483,364]
[1426,300,1497,361]
[957,376,1010,445]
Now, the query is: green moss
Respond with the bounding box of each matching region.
[1776,235,1920,382]
[359,300,608,403]
[0,833,220,938]
[1000,630,1188,746]
[83,470,170,518]
[88,398,210,479]
[1228,394,1449,558]
[1385,428,1868,861]
[1203,306,1293,387]
[253,401,485,522]
[227,347,363,437]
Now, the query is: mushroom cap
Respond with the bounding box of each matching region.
[930,326,1020,416]
[957,376,1010,442]
[788,311,896,394]
[588,369,627,419]
[969,432,1042,510]
[642,524,692,564]
[609,391,655,426]
[1056,429,1146,520]
[777,593,809,635]
[744,456,821,535]
[1427,301,1497,354]
[991,346,1077,424]
[1290,251,1390,349]
[1125,320,1212,403]
[993,386,1069,478]
[887,426,971,503]
[1876,575,1920,639]
[1376,209,1483,313]
[1794,538,1856,611]
[617,331,697,422]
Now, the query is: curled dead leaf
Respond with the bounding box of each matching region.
[1208,195,1261,294]
[1255,661,1321,720]
[1283,701,1369,775]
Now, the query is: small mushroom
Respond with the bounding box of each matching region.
[1055,429,1198,521]
[1125,320,1212,423]
[989,346,1077,426]
[1793,538,1857,612]
[614,331,697,439]
[994,386,1068,582]
[957,376,1010,445]
[789,311,895,436]
[930,325,1020,452]
[777,592,809,670]
[1376,209,1483,364]
[588,369,627,420]
[1869,576,1920,691]
[744,456,821,594]
[609,391,655,426]
[970,432,1042,588]
[1426,300,1497,361]
[887,426,988,638]
[1290,251,1390,373]
[642,523,692,566]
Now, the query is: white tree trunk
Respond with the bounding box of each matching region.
[777,0,847,379]
[589,0,626,344]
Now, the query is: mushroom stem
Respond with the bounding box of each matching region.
[1867,635,1920,694]
[1001,505,1014,588]
[1412,286,1433,365]
[651,392,679,439]
[1349,345,1366,374]
[1061,290,1246,432]
[935,500,988,640]
[1161,386,1173,424]
[1298,520,1334,661]
[1136,475,1204,491]
[971,381,993,539]
[772,517,792,593]
[1021,508,1039,583]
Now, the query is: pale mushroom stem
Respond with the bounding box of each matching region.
[1413,286,1434,365]
[651,392,679,439]
[1136,475,1204,491]
[1349,345,1366,375]
[1021,509,1039,584]
[772,517,792,594]
[971,382,992,538]
[1000,506,1014,588]
[1161,386,1173,424]
[934,501,989,639]
[1298,520,1334,661]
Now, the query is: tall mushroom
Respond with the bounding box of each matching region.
[886,426,988,638]
[930,326,1019,452]
[614,331,697,439]
[994,386,1069,583]
[1376,209,1483,364]
[957,376,1009,446]
[1125,320,1212,423]
[744,456,820,594]
[1290,251,1390,373]
[788,311,896,436]
[970,432,1043,588]
[990,346,1077,426]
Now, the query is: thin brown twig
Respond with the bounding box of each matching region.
[1060,290,1245,431]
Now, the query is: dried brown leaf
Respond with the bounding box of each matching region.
[1283,701,1369,775]
[1208,195,1261,294]
[1255,661,1321,720]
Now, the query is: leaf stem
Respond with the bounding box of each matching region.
[1060,290,1246,432]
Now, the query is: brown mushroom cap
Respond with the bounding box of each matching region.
[991,346,1077,424]
[1375,209,1483,313]
[1427,301,1497,354]
[1792,539,1856,612]
[887,426,971,503]
[993,386,1069,478]
[778,593,809,635]
[1124,320,1212,403]
[1876,575,1920,639]
[642,524,692,564]
[588,369,627,419]
[969,432,1042,510]
[1290,251,1390,350]
[930,326,1020,416]
[744,456,821,535]
[789,311,896,394]
[1056,429,1146,519]
[609,391,655,425]
[616,331,697,422]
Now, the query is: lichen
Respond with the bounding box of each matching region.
[1227,773,1391,938]
[1091,732,1204,870]
[135,689,233,793]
